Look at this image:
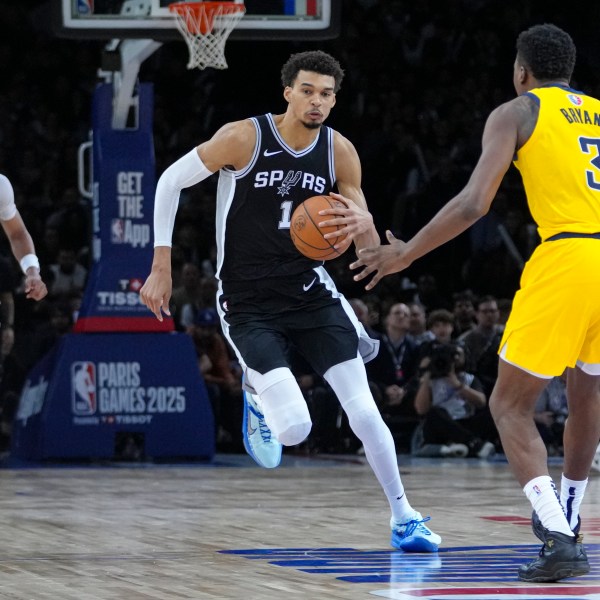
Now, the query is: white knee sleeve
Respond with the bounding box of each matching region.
[246,367,312,446]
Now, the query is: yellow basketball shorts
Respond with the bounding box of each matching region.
[499,238,600,377]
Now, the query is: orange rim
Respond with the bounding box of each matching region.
[169,2,245,35]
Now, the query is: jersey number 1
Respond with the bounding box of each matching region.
[278,200,292,229]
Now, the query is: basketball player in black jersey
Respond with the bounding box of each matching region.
[140,50,441,551]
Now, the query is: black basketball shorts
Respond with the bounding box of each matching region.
[218,267,377,376]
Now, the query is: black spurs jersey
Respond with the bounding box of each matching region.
[215,113,336,284]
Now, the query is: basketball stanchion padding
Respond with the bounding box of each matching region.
[168,1,245,70]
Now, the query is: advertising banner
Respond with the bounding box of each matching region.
[11,333,214,460]
[74,83,172,332]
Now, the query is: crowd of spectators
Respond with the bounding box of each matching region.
[0,0,597,455]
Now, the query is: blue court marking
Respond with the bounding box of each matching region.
[220,544,600,585]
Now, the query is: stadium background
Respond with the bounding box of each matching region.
[1,0,599,454]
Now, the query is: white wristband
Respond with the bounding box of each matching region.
[20,253,40,274]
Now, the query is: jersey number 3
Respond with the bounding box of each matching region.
[579,137,600,191]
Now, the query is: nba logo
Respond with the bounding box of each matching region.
[77,0,94,15]
[111,219,125,243]
[72,362,97,415]
[568,93,583,106]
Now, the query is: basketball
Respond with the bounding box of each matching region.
[290,195,349,261]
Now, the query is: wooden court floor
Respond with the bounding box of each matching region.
[0,453,598,599]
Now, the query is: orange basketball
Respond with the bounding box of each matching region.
[290,195,349,261]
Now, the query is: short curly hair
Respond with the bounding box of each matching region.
[516,23,576,82]
[281,50,344,93]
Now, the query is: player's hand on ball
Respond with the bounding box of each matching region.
[319,192,374,248]
[350,230,410,290]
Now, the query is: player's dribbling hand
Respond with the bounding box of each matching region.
[350,230,410,290]
[139,272,172,322]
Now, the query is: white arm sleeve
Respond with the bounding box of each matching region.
[153,149,215,247]
[0,174,17,222]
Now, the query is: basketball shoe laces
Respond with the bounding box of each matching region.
[400,515,434,538]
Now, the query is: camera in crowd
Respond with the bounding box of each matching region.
[428,343,460,378]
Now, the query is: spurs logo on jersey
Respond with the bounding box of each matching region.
[254,169,327,196]
[215,113,336,283]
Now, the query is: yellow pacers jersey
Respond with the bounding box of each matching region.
[515,85,600,241]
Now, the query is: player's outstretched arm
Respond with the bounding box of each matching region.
[350,101,521,290]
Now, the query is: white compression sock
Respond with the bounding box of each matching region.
[524,475,573,537]
[324,357,414,522]
[561,474,588,531]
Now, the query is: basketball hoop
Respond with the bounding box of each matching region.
[168,1,245,70]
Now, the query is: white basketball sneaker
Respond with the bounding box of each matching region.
[242,385,282,469]
[391,512,442,552]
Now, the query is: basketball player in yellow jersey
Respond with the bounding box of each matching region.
[321,24,599,582]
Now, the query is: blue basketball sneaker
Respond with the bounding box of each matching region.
[242,385,282,469]
[391,513,441,552]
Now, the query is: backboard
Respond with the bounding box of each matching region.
[58,0,340,40]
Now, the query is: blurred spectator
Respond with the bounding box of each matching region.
[458,295,503,398]
[27,301,74,367]
[367,302,419,406]
[497,297,512,330]
[452,290,476,338]
[411,274,448,312]
[361,293,383,332]
[180,276,219,330]
[171,261,202,330]
[534,372,569,456]
[0,255,16,382]
[348,297,378,338]
[407,301,433,346]
[417,308,455,366]
[290,352,348,454]
[366,302,420,451]
[413,344,497,458]
[188,307,242,451]
[48,247,87,297]
[38,226,61,267]
[200,244,217,278]
[173,223,204,265]
[45,186,90,254]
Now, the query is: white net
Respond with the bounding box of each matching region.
[169,2,245,70]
